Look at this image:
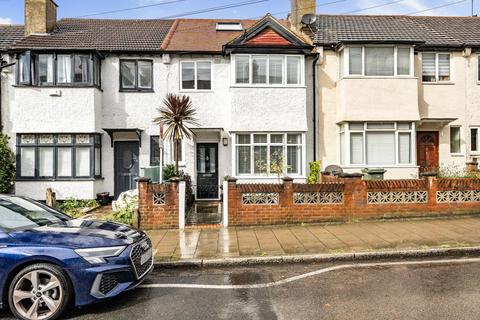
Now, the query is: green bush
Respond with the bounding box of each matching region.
[108,205,134,225]
[0,134,15,193]
[307,161,321,184]
[163,164,177,181]
[57,198,99,218]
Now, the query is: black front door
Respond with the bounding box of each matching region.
[196,143,219,199]
[114,141,140,198]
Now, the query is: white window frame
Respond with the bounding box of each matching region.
[231,54,305,87]
[341,45,414,78]
[231,132,306,178]
[477,55,480,84]
[340,122,416,167]
[449,125,462,155]
[421,52,453,83]
[180,60,213,91]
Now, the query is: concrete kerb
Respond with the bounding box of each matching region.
[154,246,480,268]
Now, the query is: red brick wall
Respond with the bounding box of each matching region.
[227,176,480,226]
[137,179,179,229]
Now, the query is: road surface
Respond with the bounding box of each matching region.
[1,257,480,319]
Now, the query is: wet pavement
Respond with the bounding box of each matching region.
[147,216,480,261]
[2,257,480,319]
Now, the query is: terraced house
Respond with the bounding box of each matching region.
[297,1,480,179]
[2,0,480,202]
[0,0,315,201]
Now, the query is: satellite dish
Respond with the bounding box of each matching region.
[301,14,317,25]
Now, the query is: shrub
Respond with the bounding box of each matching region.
[108,204,135,225]
[163,164,177,181]
[307,161,321,184]
[437,163,477,179]
[57,198,99,218]
[0,134,15,193]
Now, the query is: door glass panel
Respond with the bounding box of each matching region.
[198,146,206,173]
[209,147,216,173]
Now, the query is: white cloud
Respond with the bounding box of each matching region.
[0,17,13,25]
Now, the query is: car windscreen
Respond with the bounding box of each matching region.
[0,197,71,232]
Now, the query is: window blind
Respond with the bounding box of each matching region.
[366,132,395,165]
[365,47,394,76]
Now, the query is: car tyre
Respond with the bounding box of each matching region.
[8,263,72,320]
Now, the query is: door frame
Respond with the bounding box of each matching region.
[195,142,220,200]
[416,131,440,173]
[114,140,140,198]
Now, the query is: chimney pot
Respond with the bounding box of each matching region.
[24,0,58,37]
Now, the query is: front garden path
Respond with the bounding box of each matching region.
[146,216,480,262]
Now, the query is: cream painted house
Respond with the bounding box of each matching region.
[297,9,480,179]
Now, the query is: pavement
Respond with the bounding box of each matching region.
[147,216,480,265]
[1,257,478,319]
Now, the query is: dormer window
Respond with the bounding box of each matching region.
[340,46,413,78]
[216,22,243,31]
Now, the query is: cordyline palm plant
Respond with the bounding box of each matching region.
[153,94,199,175]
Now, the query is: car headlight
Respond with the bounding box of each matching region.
[75,246,126,264]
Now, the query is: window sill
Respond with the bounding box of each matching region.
[234,175,306,180]
[341,76,416,80]
[179,89,213,93]
[14,84,102,91]
[450,153,464,157]
[16,177,104,182]
[422,82,455,85]
[341,165,419,169]
[119,89,154,93]
[230,85,306,89]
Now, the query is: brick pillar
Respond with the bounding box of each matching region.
[282,177,294,208]
[340,173,364,218]
[227,178,238,224]
[136,177,150,229]
[421,172,437,205]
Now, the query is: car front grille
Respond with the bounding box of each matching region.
[99,273,119,295]
[130,237,153,279]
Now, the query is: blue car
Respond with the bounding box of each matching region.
[0,195,153,320]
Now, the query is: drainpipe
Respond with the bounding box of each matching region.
[0,58,16,133]
[312,52,320,161]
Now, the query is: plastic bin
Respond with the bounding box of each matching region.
[141,166,161,183]
[361,168,386,180]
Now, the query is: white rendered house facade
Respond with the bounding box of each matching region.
[2,11,314,200]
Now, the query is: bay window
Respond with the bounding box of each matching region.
[17,133,102,180]
[422,52,451,82]
[343,46,413,77]
[180,61,212,90]
[235,133,304,176]
[17,52,101,87]
[340,122,415,166]
[234,55,303,86]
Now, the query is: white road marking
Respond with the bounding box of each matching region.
[139,257,480,290]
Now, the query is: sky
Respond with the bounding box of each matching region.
[0,0,477,25]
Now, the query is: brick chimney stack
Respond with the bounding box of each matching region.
[24,0,58,37]
[290,0,316,32]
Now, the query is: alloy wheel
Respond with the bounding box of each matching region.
[12,270,63,320]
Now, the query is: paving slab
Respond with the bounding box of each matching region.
[146,216,480,263]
